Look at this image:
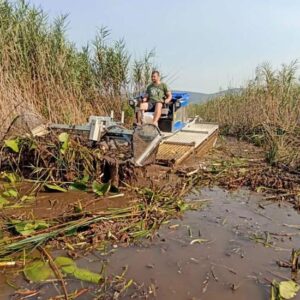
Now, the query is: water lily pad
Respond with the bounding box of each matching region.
[271,280,300,300]
[55,256,76,274]
[279,281,300,299]
[54,256,76,267]
[24,260,55,282]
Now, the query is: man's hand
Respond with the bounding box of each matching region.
[142,94,148,103]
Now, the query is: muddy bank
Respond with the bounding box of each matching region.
[181,137,300,208]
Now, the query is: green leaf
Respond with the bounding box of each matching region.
[54,256,101,283]
[0,172,19,184]
[271,280,279,300]
[29,142,37,150]
[0,196,9,208]
[24,260,55,282]
[58,132,69,154]
[20,195,36,202]
[55,256,76,273]
[92,181,111,196]
[58,132,69,143]
[177,202,190,212]
[73,267,101,284]
[279,281,300,299]
[69,182,88,191]
[54,256,76,267]
[4,139,19,153]
[3,188,18,198]
[65,227,78,236]
[24,257,101,284]
[44,183,67,193]
[13,220,49,236]
[82,174,90,184]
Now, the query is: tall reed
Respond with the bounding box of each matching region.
[0,0,155,137]
[191,61,300,168]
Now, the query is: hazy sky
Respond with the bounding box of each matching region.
[29,0,300,93]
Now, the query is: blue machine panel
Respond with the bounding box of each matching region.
[172,91,189,107]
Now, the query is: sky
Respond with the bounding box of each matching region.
[28,0,300,93]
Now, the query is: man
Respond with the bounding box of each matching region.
[138,70,172,126]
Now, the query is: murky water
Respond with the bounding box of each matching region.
[2,187,300,299]
[104,188,300,300]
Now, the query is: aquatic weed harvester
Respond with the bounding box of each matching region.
[11,92,219,167]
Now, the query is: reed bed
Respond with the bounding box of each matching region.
[191,61,300,169]
[0,0,155,139]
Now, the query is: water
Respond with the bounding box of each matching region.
[2,187,300,299]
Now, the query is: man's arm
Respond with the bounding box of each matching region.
[165,91,172,103]
[164,83,172,103]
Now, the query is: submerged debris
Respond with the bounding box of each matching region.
[0,186,191,258]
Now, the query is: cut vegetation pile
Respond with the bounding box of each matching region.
[0,119,196,298]
[0,175,192,298]
[0,128,134,185]
[188,138,300,209]
[0,184,191,259]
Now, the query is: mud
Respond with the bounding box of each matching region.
[2,187,300,299]
[0,164,178,220]
[2,185,131,220]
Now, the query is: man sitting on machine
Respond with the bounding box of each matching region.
[137,70,172,127]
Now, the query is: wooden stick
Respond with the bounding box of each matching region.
[39,247,68,300]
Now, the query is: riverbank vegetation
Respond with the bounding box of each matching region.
[0,0,156,138]
[191,61,300,169]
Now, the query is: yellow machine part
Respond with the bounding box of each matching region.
[156,142,194,164]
